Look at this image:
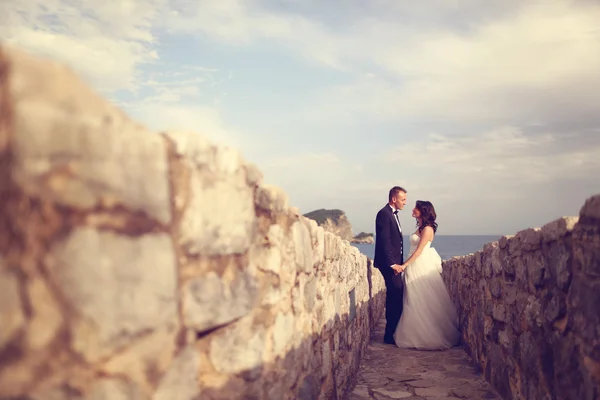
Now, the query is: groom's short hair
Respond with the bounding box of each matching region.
[389,186,407,202]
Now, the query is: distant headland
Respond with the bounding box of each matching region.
[303,209,374,244]
[351,232,375,244]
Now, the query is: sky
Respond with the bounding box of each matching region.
[1,0,599,235]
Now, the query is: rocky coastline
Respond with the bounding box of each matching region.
[351,232,375,244]
[303,209,374,244]
[303,209,354,241]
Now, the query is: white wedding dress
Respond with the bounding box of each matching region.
[393,233,461,350]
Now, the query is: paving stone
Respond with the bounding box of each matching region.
[361,372,391,387]
[415,387,452,397]
[372,387,413,398]
[348,394,371,400]
[348,317,500,400]
[381,373,420,383]
[425,397,462,400]
[352,385,371,397]
[408,379,436,388]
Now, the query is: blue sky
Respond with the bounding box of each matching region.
[2,0,599,234]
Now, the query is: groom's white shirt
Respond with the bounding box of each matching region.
[388,204,403,271]
[389,204,402,234]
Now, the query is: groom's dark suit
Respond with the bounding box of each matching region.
[374,204,404,343]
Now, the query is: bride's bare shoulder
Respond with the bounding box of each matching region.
[421,226,435,240]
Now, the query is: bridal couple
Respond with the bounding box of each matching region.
[374,186,460,349]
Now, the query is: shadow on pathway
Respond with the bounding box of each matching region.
[347,318,501,400]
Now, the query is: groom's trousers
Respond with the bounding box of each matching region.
[379,267,404,340]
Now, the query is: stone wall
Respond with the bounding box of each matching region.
[0,46,386,400]
[442,195,600,400]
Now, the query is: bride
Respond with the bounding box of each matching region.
[393,200,461,350]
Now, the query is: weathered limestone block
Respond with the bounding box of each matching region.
[303,273,318,312]
[333,287,343,316]
[100,323,179,397]
[487,243,502,275]
[524,295,543,329]
[544,238,572,291]
[574,195,600,279]
[208,317,267,375]
[331,258,343,282]
[24,277,63,351]
[0,260,25,349]
[524,250,546,289]
[4,46,171,225]
[291,273,307,315]
[293,311,313,350]
[541,216,578,242]
[307,218,326,268]
[544,289,567,324]
[182,270,258,334]
[503,283,518,305]
[253,230,287,308]
[501,245,515,277]
[272,312,295,355]
[254,224,284,275]
[323,291,337,331]
[51,227,178,362]
[513,254,528,288]
[337,251,350,281]
[29,378,142,400]
[499,234,514,249]
[474,251,483,274]
[506,234,522,258]
[292,219,313,273]
[489,277,502,298]
[255,184,289,214]
[492,304,506,322]
[278,233,298,289]
[260,274,285,307]
[518,227,542,252]
[153,346,201,400]
[166,131,256,256]
[86,378,143,400]
[580,195,600,220]
[324,232,342,261]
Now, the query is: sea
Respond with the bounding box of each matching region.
[352,235,501,261]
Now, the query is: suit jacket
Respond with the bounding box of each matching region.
[374,204,404,270]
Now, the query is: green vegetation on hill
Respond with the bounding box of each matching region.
[303,209,346,225]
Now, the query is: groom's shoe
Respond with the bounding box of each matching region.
[383,336,395,345]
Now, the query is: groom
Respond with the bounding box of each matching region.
[374,186,406,345]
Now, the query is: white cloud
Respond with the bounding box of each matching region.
[0,0,162,92]
[162,0,348,69]
[387,126,600,193]
[137,64,226,104]
[166,0,600,124]
[8,0,599,125]
[309,1,600,123]
[259,152,370,212]
[123,102,248,152]
[0,0,243,150]
[364,2,600,85]
[262,152,347,188]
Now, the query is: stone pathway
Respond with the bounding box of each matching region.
[347,318,501,400]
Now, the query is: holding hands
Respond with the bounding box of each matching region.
[392,264,406,275]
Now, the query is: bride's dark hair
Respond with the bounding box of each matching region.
[415,200,438,233]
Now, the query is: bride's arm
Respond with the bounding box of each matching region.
[400,226,434,271]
